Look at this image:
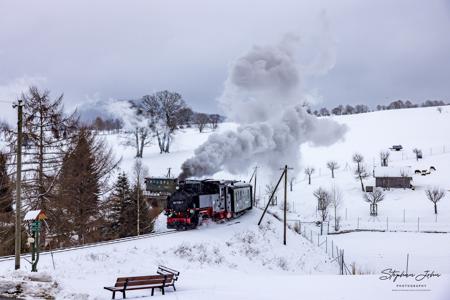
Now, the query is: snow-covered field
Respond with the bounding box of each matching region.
[1,211,337,299]
[1,106,450,299]
[108,106,450,274]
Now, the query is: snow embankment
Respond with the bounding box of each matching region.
[0,210,336,299]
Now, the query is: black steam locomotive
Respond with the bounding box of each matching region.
[165,179,253,230]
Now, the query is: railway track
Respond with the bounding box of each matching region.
[0,230,178,263]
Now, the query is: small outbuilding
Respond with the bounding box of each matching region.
[144,177,178,208]
[374,166,413,189]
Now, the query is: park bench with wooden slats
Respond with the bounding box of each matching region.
[104,266,179,299]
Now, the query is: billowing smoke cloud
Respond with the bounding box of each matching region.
[180,35,347,179]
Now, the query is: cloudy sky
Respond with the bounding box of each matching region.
[1,0,449,123]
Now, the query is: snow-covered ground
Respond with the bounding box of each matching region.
[1,106,450,299]
[1,211,338,299]
[107,106,450,275]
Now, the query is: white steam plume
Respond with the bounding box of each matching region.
[180,34,347,179]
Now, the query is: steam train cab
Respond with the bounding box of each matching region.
[165,179,253,230]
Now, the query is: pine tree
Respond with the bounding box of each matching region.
[0,152,27,255]
[0,152,12,216]
[55,130,100,244]
[0,152,13,255]
[108,172,134,238]
[50,129,118,246]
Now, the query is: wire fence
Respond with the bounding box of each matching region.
[287,211,450,275]
[281,217,351,275]
[293,220,352,275]
[295,143,450,183]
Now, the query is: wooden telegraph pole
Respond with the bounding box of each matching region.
[248,166,258,207]
[283,165,288,245]
[258,165,292,245]
[253,166,257,207]
[14,99,23,270]
[136,175,140,236]
[282,165,293,245]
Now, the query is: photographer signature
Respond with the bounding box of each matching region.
[379,268,441,282]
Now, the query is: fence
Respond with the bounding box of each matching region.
[287,219,352,275]
[335,209,450,233]
[295,143,450,183]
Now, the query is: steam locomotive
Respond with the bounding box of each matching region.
[165,179,253,230]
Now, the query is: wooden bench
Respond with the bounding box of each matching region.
[104,266,179,299]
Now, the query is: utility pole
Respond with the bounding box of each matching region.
[167,167,171,178]
[248,166,258,207]
[14,99,23,270]
[258,170,285,226]
[136,176,140,236]
[258,164,292,246]
[282,165,292,245]
[253,167,257,207]
[284,165,287,245]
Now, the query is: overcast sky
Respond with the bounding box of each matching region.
[1,0,450,122]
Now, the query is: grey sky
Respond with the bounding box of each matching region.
[1,0,449,122]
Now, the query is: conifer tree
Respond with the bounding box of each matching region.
[0,152,14,255]
[51,129,118,246]
[0,152,27,255]
[0,152,12,216]
[55,129,100,244]
[108,172,133,238]
[4,86,77,214]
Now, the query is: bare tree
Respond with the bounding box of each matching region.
[209,114,221,130]
[289,176,296,192]
[412,148,422,161]
[176,107,194,127]
[363,189,385,216]
[326,161,339,178]
[380,151,390,167]
[194,113,210,133]
[264,183,277,206]
[129,127,151,158]
[353,153,369,192]
[121,102,153,158]
[304,167,315,185]
[313,187,330,234]
[329,185,342,231]
[425,187,446,214]
[133,158,149,235]
[3,87,78,219]
[142,90,187,153]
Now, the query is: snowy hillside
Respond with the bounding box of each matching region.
[100,105,450,277]
[1,106,450,299]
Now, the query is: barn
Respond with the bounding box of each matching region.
[374,166,413,189]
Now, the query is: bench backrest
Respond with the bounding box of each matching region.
[115,274,174,288]
[157,265,180,281]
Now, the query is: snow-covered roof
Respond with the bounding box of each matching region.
[374,166,412,178]
[23,210,46,221]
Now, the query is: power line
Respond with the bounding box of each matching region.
[0,100,14,104]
